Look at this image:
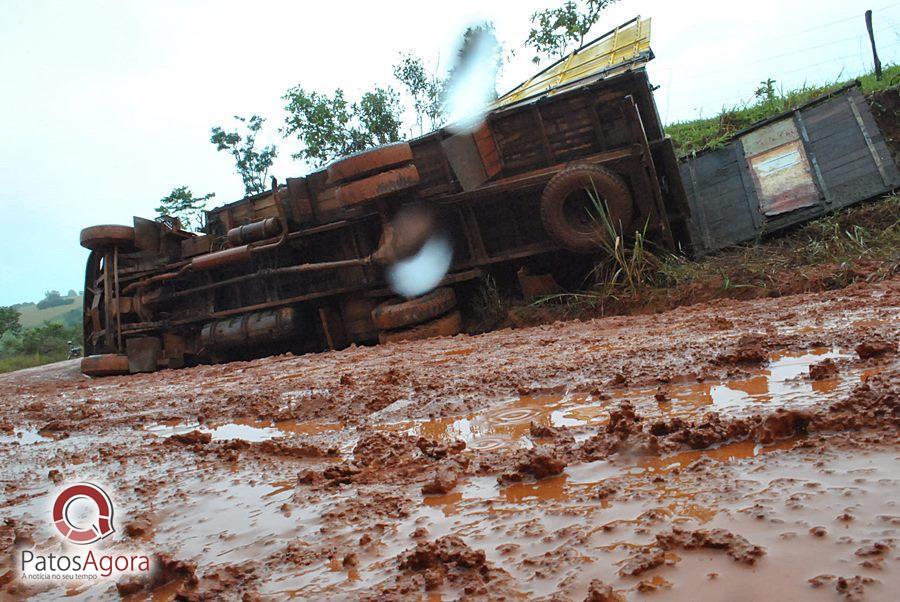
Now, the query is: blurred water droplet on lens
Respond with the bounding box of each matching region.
[387,236,453,298]
[445,26,501,134]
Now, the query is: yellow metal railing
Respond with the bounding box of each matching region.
[492,16,652,110]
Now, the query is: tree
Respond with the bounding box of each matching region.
[282,86,403,168]
[210,115,278,196]
[393,52,446,134]
[18,322,78,356]
[525,0,618,63]
[353,88,403,149]
[0,306,20,340]
[36,290,73,310]
[155,186,216,231]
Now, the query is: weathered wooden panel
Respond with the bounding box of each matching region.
[472,122,502,178]
[411,135,454,196]
[800,88,900,209]
[683,86,900,255]
[680,146,758,253]
[490,110,544,173]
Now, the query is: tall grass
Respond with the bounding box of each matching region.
[583,180,660,296]
[535,182,662,308]
[667,64,900,157]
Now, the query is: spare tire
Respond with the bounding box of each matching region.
[372,287,456,331]
[80,225,136,251]
[327,142,414,184]
[335,164,420,207]
[379,311,462,344]
[81,354,130,377]
[539,164,633,253]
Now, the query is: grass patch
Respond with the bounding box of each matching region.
[666,65,900,157]
[521,194,899,321]
[0,352,68,373]
[658,195,900,292]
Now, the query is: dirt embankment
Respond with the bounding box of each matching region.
[1,277,898,600]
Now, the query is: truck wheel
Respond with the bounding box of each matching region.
[81,354,130,377]
[372,287,457,331]
[80,225,136,251]
[327,142,414,184]
[539,164,633,253]
[335,164,420,207]
[378,311,462,344]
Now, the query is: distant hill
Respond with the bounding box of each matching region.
[13,296,83,328]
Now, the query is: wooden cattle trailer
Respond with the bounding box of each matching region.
[79,17,694,375]
[682,84,900,253]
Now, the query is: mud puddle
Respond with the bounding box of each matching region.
[147,348,859,456]
[372,347,856,451]
[0,428,53,445]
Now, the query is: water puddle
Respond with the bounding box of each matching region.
[148,348,857,458]
[146,420,280,442]
[0,428,52,445]
[368,347,855,451]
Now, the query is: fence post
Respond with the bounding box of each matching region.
[865,9,883,81]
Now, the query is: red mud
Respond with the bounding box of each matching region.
[0,277,898,600]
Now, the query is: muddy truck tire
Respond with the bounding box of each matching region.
[378,310,462,344]
[335,164,420,207]
[372,287,457,331]
[327,142,414,184]
[539,164,633,253]
[81,354,130,377]
[79,225,136,251]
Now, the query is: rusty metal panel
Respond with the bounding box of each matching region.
[472,122,502,178]
[180,235,211,258]
[442,132,489,191]
[133,217,161,253]
[741,120,819,216]
[126,337,161,373]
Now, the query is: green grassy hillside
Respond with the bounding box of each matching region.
[666,65,899,157]
[13,296,83,328]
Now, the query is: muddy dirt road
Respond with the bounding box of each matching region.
[1,278,898,600]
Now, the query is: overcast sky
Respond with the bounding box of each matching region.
[0,0,897,306]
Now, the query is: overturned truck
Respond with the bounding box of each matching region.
[79,17,899,376]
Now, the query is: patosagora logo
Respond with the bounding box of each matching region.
[18,482,151,583]
[52,483,115,544]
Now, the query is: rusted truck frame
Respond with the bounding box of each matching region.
[79,58,693,375]
[79,18,898,377]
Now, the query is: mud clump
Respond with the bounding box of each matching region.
[836,576,878,601]
[809,358,839,380]
[584,579,624,601]
[717,333,768,364]
[123,513,154,539]
[353,431,418,467]
[0,523,14,553]
[529,422,572,440]
[669,413,751,449]
[655,527,765,564]
[166,430,212,446]
[397,535,496,594]
[855,339,895,360]
[257,439,338,459]
[618,548,667,576]
[416,436,465,459]
[753,409,811,444]
[116,553,197,597]
[422,468,458,495]
[855,541,889,556]
[499,447,566,483]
